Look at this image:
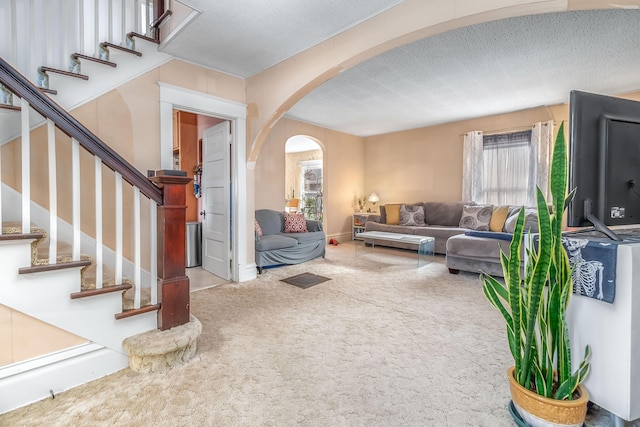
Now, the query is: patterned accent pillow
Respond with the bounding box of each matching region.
[504,208,539,233]
[254,219,263,237]
[284,213,308,233]
[459,205,493,231]
[399,204,425,226]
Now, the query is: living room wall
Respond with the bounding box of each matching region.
[364,89,640,205]
[364,104,567,205]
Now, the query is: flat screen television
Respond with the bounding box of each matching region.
[568,90,640,240]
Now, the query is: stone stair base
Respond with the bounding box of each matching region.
[122,315,202,373]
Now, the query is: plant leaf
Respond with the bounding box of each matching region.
[519,188,553,386]
[508,208,526,379]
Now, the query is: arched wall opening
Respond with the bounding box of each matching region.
[284,135,325,223]
[246,0,573,162]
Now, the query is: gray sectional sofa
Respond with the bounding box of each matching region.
[255,209,326,273]
[364,201,472,255]
[363,202,538,277]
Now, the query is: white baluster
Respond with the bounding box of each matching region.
[29,0,35,81]
[121,0,126,44]
[134,0,140,34]
[62,1,69,66]
[0,135,3,234]
[150,199,157,305]
[145,0,150,36]
[45,0,52,66]
[95,156,103,288]
[78,0,85,54]
[108,0,113,43]
[11,0,17,65]
[47,120,57,264]
[72,138,81,260]
[94,0,99,54]
[134,186,141,308]
[21,98,30,233]
[115,172,123,284]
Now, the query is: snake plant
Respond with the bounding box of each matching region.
[482,122,590,400]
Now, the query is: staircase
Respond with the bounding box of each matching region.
[0,0,194,147]
[0,0,196,414]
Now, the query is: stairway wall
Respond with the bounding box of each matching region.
[0,304,87,367]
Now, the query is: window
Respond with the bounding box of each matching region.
[299,160,323,220]
[463,121,553,207]
[482,130,532,205]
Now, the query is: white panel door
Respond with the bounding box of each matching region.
[202,121,230,279]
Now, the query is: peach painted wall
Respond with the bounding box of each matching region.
[255,118,365,240]
[363,90,640,205]
[364,104,568,204]
[0,305,86,367]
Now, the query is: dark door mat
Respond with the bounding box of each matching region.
[280,273,331,289]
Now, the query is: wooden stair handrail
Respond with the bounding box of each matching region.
[0,56,162,205]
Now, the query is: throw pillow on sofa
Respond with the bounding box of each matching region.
[284,213,308,233]
[503,207,538,233]
[254,219,263,237]
[399,204,425,226]
[459,205,493,231]
[489,205,509,232]
[385,204,402,225]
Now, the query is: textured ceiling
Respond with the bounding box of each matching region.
[162,0,404,77]
[285,9,640,136]
[165,5,640,138]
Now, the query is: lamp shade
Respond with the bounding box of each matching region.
[368,192,380,204]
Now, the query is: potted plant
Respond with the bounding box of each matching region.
[482,123,591,427]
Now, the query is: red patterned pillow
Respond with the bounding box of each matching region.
[284,213,308,233]
[254,219,263,237]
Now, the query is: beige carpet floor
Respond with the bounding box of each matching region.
[0,242,629,426]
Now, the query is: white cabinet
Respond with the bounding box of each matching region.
[567,242,640,422]
[352,213,371,240]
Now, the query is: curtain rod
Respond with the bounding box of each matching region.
[461,120,559,137]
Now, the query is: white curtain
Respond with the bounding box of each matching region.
[483,133,531,206]
[462,131,483,202]
[464,123,554,205]
[529,120,554,205]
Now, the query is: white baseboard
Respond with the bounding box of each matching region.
[239,262,258,282]
[0,343,128,414]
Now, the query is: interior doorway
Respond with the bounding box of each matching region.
[159,82,249,282]
[285,135,323,221]
[173,110,230,280]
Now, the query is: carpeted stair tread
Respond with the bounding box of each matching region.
[3,221,48,264]
[70,283,132,299]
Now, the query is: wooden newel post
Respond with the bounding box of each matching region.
[150,170,192,331]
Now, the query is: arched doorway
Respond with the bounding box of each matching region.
[285,135,323,221]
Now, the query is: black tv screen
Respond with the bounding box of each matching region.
[568,90,640,233]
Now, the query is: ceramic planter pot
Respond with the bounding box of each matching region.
[507,366,588,427]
